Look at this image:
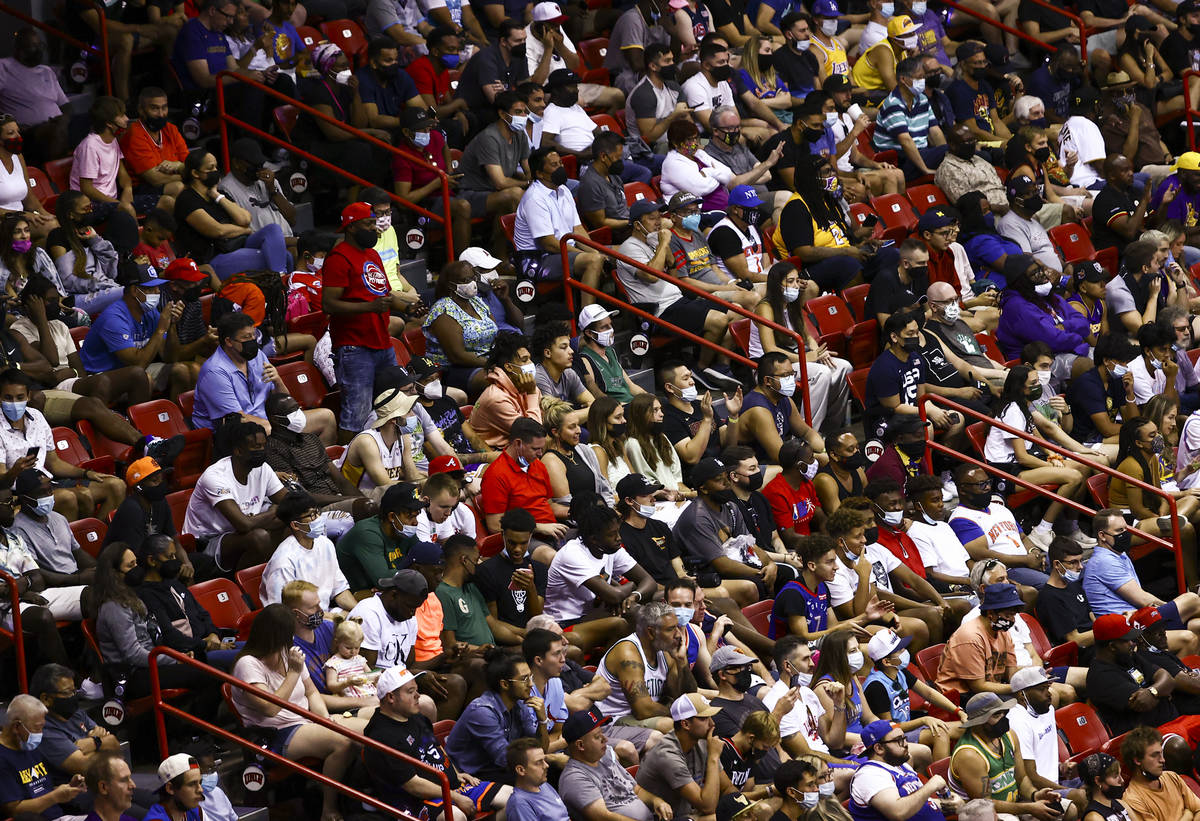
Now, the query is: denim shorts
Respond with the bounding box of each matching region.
[334,345,398,432]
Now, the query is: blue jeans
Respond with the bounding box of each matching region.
[334,344,398,432]
[1007,566,1050,589]
[210,223,291,280]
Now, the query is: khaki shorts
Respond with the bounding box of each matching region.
[579,83,612,106]
[1034,201,1065,230]
[40,389,82,426]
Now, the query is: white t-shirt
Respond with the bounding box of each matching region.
[183,457,284,540]
[1179,410,1200,490]
[544,537,637,621]
[348,593,418,669]
[681,73,735,113]
[540,103,598,152]
[1007,701,1059,786]
[762,679,827,753]
[260,534,351,609]
[1059,116,1105,189]
[983,402,1030,464]
[523,25,578,76]
[416,505,478,542]
[908,520,972,579]
[1127,355,1167,405]
[827,544,900,608]
[850,760,930,807]
[948,504,1026,557]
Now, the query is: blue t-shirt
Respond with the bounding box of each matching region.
[1026,65,1074,119]
[255,19,304,67]
[945,78,1000,132]
[171,18,231,90]
[864,349,925,440]
[1065,368,1125,445]
[531,676,567,729]
[507,784,570,821]
[962,232,1021,286]
[912,9,950,65]
[1082,547,1138,616]
[356,65,420,118]
[79,298,162,374]
[0,744,61,818]
[805,122,838,161]
[770,579,829,638]
[145,806,203,821]
[294,619,336,693]
[42,710,97,783]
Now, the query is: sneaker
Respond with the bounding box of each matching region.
[1026,528,1055,551]
[697,368,744,393]
[146,434,186,467]
[1070,530,1098,549]
[80,677,104,700]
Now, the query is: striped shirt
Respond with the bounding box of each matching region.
[874,87,935,152]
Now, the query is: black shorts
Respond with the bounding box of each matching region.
[659,296,713,338]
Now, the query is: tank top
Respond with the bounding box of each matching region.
[772,192,850,259]
[864,668,910,722]
[810,33,850,79]
[850,40,897,92]
[769,579,828,639]
[741,389,792,462]
[748,306,798,359]
[578,345,633,404]
[818,674,866,734]
[685,621,700,667]
[850,761,946,821]
[1082,798,1133,821]
[0,154,28,212]
[337,429,405,494]
[679,1,711,40]
[1066,294,1103,338]
[596,633,668,720]
[542,447,596,502]
[710,217,766,281]
[816,463,864,501]
[948,731,1019,802]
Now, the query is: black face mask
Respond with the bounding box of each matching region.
[143,115,169,132]
[898,440,926,459]
[202,170,221,188]
[864,526,879,543]
[710,65,733,81]
[238,338,260,361]
[609,158,626,176]
[731,668,754,693]
[906,264,929,279]
[950,142,977,159]
[550,166,570,187]
[1111,530,1133,553]
[1033,145,1051,163]
[53,695,80,717]
[926,72,944,89]
[841,452,869,469]
[376,63,400,77]
[803,126,826,143]
[140,482,169,502]
[1018,194,1045,212]
[971,67,989,81]
[125,565,147,587]
[758,52,775,72]
[1101,784,1126,800]
[900,336,922,353]
[510,42,527,59]
[158,558,183,579]
[961,489,992,509]
[184,285,203,302]
[742,471,764,491]
[556,90,580,107]
[243,449,268,469]
[610,422,627,438]
[712,488,738,504]
[984,716,1010,738]
[651,420,664,434]
[657,63,677,81]
[351,227,378,248]
[1028,385,1044,401]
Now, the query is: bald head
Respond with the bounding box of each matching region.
[927,281,961,323]
[927,282,956,302]
[1104,154,1134,189]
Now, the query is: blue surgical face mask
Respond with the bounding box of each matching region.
[911,0,926,13]
[19,727,42,751]
[898,648,911,668]
[880,2,894,15]
[1,400,26,421]
[638,503,657,517]
[400,523,419,537]
[911,77,926,94]
[201,771,219,794]
[673,606,695,624]
[304,513,327,540]
[32,496,54,517]
[681,213,702,232]
[412,130,432,147]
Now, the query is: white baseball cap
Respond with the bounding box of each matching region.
[532,1,568,21]
[158,753,200,786]
[670,693,720,721]
[460,247,502,271]
[866,628,914,661]
[377,664,423,698]
[579,304,618,329]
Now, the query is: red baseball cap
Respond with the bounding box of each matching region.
[163,257,206,282]
[429,454,464,475]
[340,202,374,230]
[1130,606,1163,630]
[1093,613,1141,642]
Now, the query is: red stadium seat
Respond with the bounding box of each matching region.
[841,283,870,320]
[126,400,212,488]
[590,113,624,136]
[1055,702,1110,756]
[51,426,114,475]
[392,337,411,367]
[906,184,949,212]
[729,318,752,355]
[848,367,871,407]
[403,327,427,357]
[578,37,609,70]
[870,194,918,243]
[297,25,322,50]
[975,332,1005,365]
[273,105,299,142]
[915,644,945,682]
[177,390,195,420]
[44,157,73,193]
[237,563,267,609]
[624,182,658,206]
[742,600,773,635]
[929,757,949,782]
[275,361,329,410]
[166,489,195,553]
[434,719,455,743]
[319,19,367,66]
[844,318,879,366]
[189,578,253,630]
[70,517,107,558]
[76,419,133,465]
[1086,473,1109,507]
[479,532,504,558]
[69,325,88,349]
[806,294,856,335]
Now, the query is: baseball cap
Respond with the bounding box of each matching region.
[547,68,581,87]
[563,708,612,743]
[1093,613,1141,642]
[824,74,851,92]
[887,14,918,36]
[163,257,206,282]
[670,693,720,721]
[371,388,418,429]
[1009,666,1051,692]
[716,793,759,821]
[729,185,764,209]
[579,304,618,329]
[709,645,757,672]
[1131,605,1164,629]
[13,469,48,499]
[403,107,436,131]
[532,1,568,22]
[376,664,423,698]
[1174,151,1200,172]
[1076,260,1107,283]
[691,457,728,487]
[1006,173,1038,197]
[1179,0,1200,16]
[339,202,374,230]
[409,356,440,379]
[978,583,1023,611]
[377,568,430,595]
[125,456,163,488]
[429,454,465,475]
[158,753,199,786]
[460,246,503,271]
[629,199,667,220]
[116,258,167,288]
[667,191,703,212]
[961,692,1016,726]
[398,541,446,568]
[916,206,957,232]
[1002,253,1038,283]
[380,481,429,513]
[860,720,899,749]
[866,628,913,661]
[983,42,1012,73]
[615,473,664,501]
[231,137,267,168]
[955,41,986,61]
[812,0,840,16]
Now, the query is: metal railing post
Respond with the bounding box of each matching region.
[0,568,27,693]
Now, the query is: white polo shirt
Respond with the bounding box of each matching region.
[514,180,581,251]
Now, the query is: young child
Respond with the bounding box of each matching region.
[323,617,379,698]
[287,230,335,319]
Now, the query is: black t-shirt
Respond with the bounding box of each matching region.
[762,130,809,190]
[1034,581,1093,647]
[105,496,177,553]
[296,76,354,142]
[863,266,927,321]
[707,223,753,265]
[474,553,549,629]
[733,491,778,552]
[1085,654,1179,734]
[420,397,470,454]
[720,737,754,789]
[173,187,229,263]
[704,0,740,28]
[1075,0,1128,20]
[773,47,819,97]
[362,712,461,816]
[711,693,781,780]
[917,335,966,389]
[1065,367,1126,444]
[457,44,529,111]
[1091,184,1138,251]
[663,401,726,465]
[1083,799,1133,821]
[1161,30,1200,76]
[619,517,681,585]
[1140,646,1200,714]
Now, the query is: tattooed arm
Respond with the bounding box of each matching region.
[605,640,670,719]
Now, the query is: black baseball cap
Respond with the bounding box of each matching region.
[616,473,664,500]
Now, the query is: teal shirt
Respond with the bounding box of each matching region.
[435,580,496,646]
[336,516,415,592]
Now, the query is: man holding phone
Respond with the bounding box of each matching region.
[0,694,87,818]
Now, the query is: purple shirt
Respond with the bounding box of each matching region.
[192,345,274,429]
[171,18,232,90]
[912,8,951,66]
[1151,172,1200,230]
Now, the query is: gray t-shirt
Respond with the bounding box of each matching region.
[535,363,588,403]
[12,509,78,573]
[577,167,629,222]
[218,172,295,237]
[1105,274,1138,318]
[636,731,709,820]
[996,210,1059,272]
[674,498,751,566]
[616,234,683,311]
[669,231,724,285]
[626,76,681,150]
[460,122,530,193]
[561,749,654,821]
[605,7,670,75]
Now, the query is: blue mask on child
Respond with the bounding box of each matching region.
[681,213,702,232]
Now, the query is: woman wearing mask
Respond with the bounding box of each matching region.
[423,261,500,398]
[468,331,544,449]
[1003,126,1084,227]
[587,396,633,487]
[625,393,690,498]
[0,213,60,299]
[982,366,1095,543]
[542,399,614,506]
[955,191,1023,288]
[810,632,888,755]
[660,119,734,211]
[0,116,57,240]
[1110,417,1200,554]
[1117,16,1184,117]
[737,37,795,128]
[668,0,715,58]
[814,430,869,513]
[995,254,1090,368]
[47,191,123,315]
[1144,395,1181,492]
[752,260,852,433]
[173,150,290,282]
[337,388,420,500]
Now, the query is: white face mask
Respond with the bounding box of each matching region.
[783,286,801,302]
[285,409,307,433]
[795,38,811,50]
[412,130,432,147]
[880,509,903,526]
[1034,282,1053,296]
[802,460,819,481]
[824,111,839,126]
[818,781,836,798]
[334,69,352,84]
[901,35,918,49]
[943,302,960,322]
[846,650,864,671]
[792,670,813,687]
[679,384,698,402]
[480,270,500,285]
[456,280,479,299]
[1036,370,1052,387]
[638,503,657,517]
[376,213,392,232]
[308,256,325,272]
[520,363,537,377]
[593,328,615,347]
[423,379,443,400]
[821,18,838,35]
[776,374,797,396]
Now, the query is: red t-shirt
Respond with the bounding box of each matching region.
[390,129,448,191]
[119,121,190,181]
[763,473,820,536]
[479,451,556,523]
[404,56,452,105]
[923,241,959,291]
[133,240,175,273]
[322,240,390,350]
[876,526,926,578]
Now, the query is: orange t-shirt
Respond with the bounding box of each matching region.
[1123,771,1200,820]
[936,617,1016,694]
[414,593,445,663]
[119,120,190,181]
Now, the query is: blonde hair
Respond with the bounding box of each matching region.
[331,615,364,649]
[542,398,575,435]
[741,711,780,744]
[280,579,318,608]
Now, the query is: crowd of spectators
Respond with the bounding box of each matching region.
[5,0,1200,818]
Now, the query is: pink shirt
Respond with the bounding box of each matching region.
[71,133,124,199]
[0,58,67,126]
[231,654,311,729]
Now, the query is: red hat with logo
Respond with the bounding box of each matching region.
[339,202,374,230]
[163,257,206,282]
[429,454,464,475]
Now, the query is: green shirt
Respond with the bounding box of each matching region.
[435,580,495,646]
[579,345,633,405]
[336,516,416,592]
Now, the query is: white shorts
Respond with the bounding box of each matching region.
[1,584,85,630]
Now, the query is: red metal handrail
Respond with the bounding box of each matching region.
[1185,69,1200,151]
[214,70,455,263]
[0,567,28,693]
[557,232,813,424]
[940,0,1061,56]
[147,646,452,818]
[1016,0,1090,60]
[0,0,112,96]
[919,394,1186,595]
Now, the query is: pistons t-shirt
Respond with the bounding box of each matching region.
[322,241,391,350]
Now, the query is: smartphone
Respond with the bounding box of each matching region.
[25,446,38,458]
[862,214,880,227]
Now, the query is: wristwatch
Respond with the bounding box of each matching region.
[1148,686,1160,698]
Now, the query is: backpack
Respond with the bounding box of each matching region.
[212,271,288,340]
